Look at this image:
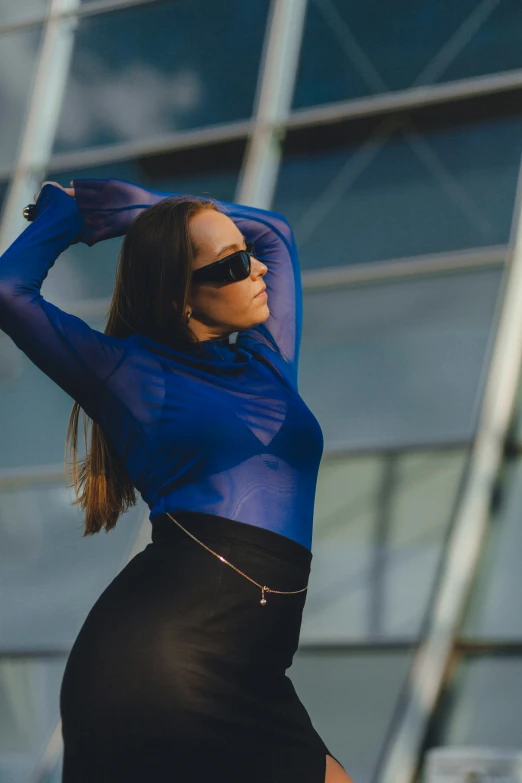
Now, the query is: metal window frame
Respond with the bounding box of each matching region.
[0,242,505,326]
[0,0,80,253]
[1,70,522,182]
[0,439,472,490]
[13,0,306,778]
[0,0,167,36]
[286,68,522,131]
[373,152,522,783]
[2,0,522,778]
[235,0,308,208]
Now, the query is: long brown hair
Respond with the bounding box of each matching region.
[65,195,220,536]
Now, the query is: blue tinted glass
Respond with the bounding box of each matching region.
[463,457,522,640]
[53,0,269,152]
[300,267,502,450]
[441,0,522,85]
[0,26,43,169]
[294,0,522,109]
[304,450,466,642]
[0,657,65,783]
[274,106,522,268]
[290,649,413,783]
[429,655,522,747]
[45,141,244,300]
[0,318,108,468]
[0,0,48,26]
[0,483,146,649]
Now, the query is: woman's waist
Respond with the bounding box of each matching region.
[137,511,312,669]
[142,472,317,550]
[150,509,313,572]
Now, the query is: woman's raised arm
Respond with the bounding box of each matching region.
[0,184,128,423]
[73,178,303,371]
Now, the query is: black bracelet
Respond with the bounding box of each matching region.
[22,204,36,221]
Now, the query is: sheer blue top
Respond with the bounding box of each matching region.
[0,180,324,550]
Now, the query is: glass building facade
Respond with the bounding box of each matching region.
[1,0,522,781]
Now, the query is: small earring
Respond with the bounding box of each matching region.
[185,311,192,324]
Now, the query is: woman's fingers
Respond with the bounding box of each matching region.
[34,181,76,201]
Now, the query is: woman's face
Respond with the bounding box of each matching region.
[187,209,269,338]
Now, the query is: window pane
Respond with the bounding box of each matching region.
[0,267,501,466]
[0,484,147,650]
[0,657,65,783]
[463,458,522,640]
[52,0,269,153]
[0,0,48,26]
[275,102,522,268]
[427,654,522,747]
[0,26,43,169]
[45,141,244,301]
[0,318,111,468]
[301,450,466,642]
[289,649,413,783]
[300,267,502,450]
[294,0,522,110]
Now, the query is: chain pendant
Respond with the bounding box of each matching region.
[164,514,309,608]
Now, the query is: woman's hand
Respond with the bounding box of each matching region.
[22,180,78,223]
[34,181,76,202]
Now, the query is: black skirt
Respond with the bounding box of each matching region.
[60,510,344,781]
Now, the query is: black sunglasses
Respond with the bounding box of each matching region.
[191,242,255,284]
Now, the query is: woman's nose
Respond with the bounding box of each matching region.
[252,258,268,277]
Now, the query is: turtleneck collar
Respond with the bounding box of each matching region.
[191,332,237,360]
[189,331,238,349]
[131,330,245,365]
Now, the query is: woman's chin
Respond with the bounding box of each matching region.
[258,304,270,322]
[235,304,270,332]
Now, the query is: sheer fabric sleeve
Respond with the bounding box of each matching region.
[72,178,303,371]
[0,184,128,422]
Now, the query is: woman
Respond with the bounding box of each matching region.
[0,178,351,782]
